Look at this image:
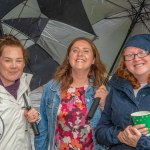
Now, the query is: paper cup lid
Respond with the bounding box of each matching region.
[131,111,150,116]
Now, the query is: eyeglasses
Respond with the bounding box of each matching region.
[124,50,150,61]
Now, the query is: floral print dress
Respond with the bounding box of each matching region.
[54,86,94,150]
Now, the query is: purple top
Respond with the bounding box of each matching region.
[0,78,20,99]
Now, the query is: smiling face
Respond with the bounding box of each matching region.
[0,45,25,86]
[68,40,95,73]
[124,46,150,83]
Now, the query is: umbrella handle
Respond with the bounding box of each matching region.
[0,115,4,140]
[23,94,40,136]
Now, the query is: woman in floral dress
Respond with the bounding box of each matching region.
[35,37,108,150]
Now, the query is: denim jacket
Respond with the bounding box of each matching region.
[34,80,107,150]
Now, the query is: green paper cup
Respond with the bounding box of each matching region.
[131,111,150,134]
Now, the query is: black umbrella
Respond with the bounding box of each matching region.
[1,0,150,89]
[0,0,95,90]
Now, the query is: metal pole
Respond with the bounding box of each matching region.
[106,0,146,81]
[0,22,4,35]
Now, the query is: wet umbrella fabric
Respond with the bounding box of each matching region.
[83,0,150,75]
[0,0,95,90]
[0,0,150,89]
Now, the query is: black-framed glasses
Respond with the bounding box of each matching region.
[124,50,150,61]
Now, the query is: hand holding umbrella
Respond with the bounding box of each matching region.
[23,94,40,136]
[87,82,108,120]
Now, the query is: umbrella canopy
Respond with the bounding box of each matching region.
[83,0,150,76]
[0,0,95,90]
[0,0,150,90]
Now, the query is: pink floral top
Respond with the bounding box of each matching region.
[54,86,94,150]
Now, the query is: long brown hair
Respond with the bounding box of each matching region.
[0,34,28,63]
[54,37,107,90]
[116,55,150,89]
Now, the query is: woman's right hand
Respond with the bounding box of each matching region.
[117,125,146,147]
[24,108,39,123]
[94,85,108,110]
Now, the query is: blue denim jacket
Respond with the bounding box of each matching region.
[34,80,107,150]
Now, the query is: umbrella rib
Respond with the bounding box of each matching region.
[25,1,45,16]
[1,22,35,44]
[142,5,150,18]
[136,0,150,32]
[105,0,143,20]
[127,0,138,12]
[26,17,44,41]
[17,0,28,19]
[140,17,150,32]
[106,0,139,15]
[2,0,44,42]
[3,20,43,47]
[127,0,146,22]
[6,0,44,41]
[0,22,4,35]
[105,11,150,20]
[106,0,129,11]
[106,0,146,81]
[105,14,135,19]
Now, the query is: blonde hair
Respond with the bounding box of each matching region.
[54,37,107,90]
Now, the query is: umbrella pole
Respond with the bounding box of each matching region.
[0,22,4,35]
[106,0,146,82]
